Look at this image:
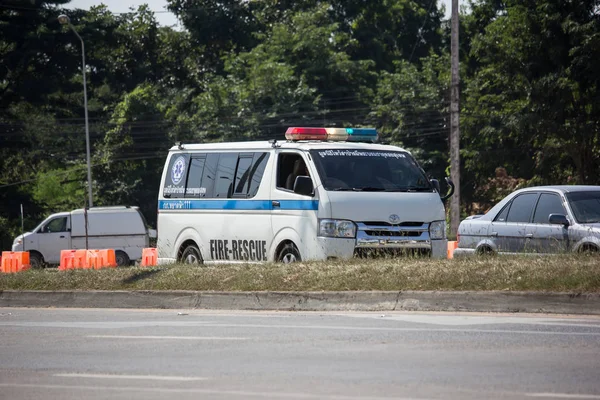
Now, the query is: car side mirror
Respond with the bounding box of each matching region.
[293,176,314,196]
[430,179,440,193]
[549,213,570,227]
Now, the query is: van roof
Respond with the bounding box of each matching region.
[168,140,410,153]
[71,206,139,214]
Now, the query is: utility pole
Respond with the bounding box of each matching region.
[450,0,461,236]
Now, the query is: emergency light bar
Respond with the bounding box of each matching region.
[285,127,378,143]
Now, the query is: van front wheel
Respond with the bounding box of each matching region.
[29,252,44,269]
[277,243,301,264]
[180,244,203,265]
[115,250,130,267]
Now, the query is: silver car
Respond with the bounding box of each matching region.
[454,186,600,256]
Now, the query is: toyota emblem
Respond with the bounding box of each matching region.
[389,214,400,224]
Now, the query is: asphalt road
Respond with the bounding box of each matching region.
[0,308,599,400]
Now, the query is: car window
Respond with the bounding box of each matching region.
[494,204,511,222]
[44,217,68,233]
[506,193,539,223]
[566,191,600,223]
[533,193,566,224]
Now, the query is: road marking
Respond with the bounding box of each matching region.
[54,373,207,381]
[161,323,600,336]
[86,335,248,340]
[527,394,600,399]
[0,383,424,399]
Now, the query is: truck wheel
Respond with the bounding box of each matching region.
[180,244,203,265]
[277,243,301,263]
[29,252,44,269]
[115,250,130,267]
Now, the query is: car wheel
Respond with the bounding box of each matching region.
[579,244,598,254]
[29,252,44,269]
[476,246,495,256]
[277,243,301,263]
[180,244,203,265]
[115,250,130,267]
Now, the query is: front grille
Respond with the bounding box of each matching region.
[354,248,431,258]
[355,220,431,252]
[364,230,423,237]
[360,221,424,227]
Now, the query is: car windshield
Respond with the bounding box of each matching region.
[566,191,600,223]
[309,149,432,192]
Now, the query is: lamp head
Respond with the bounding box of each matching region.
[58,14,70,25]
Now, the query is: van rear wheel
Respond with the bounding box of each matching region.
[180,244,203,265]
[115,250,130,267]
[277,243,301,263]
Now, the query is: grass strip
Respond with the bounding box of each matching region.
[1,255,599,292]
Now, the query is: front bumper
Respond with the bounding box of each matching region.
[452,248,476,257]
[312,237,447,259]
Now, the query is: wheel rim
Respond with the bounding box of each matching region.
[184,253,199,264]
[281,253,297,263]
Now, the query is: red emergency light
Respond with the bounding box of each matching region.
[285,127,328,141]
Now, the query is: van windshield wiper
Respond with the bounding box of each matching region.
[385,186,432,192]
[352,187,386,192]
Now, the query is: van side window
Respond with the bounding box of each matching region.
[277,153,307,191]
[214,153,238,198]
[163,153,190,198]
[200,153,219,198]
[248,152,269,197]
[233,155,253,196]
[166,151,270,199]
[185,157,207,197]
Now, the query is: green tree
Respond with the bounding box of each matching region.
[463,0,600,199]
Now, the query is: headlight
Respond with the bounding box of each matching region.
[318,219,356,238]
[429,220,446,240]
[13,238,22,245]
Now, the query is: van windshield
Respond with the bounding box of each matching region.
[309,149,432,192]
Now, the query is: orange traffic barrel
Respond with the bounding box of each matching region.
[1,251,30,273]
[140,248,158,267]
[59,249,88,270]
[447,241,458,259]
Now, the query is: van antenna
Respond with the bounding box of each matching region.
[176,141,184,150]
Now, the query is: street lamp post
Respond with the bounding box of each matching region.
[58,14,93,208]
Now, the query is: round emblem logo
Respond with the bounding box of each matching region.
[171,156,186,185]
[389,214,400,224]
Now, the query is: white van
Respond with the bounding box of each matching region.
[157,127,453,264]
[12,206,155,268]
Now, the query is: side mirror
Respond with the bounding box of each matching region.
[549,213,570,227]
[293,176,314,196]
[430,179,441,193]
[441,177,455,202]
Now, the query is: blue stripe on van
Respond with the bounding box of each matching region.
[158,199,319,211]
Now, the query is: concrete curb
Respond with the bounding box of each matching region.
[1,290,599,314]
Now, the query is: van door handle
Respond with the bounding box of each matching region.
[272,201,280,208]
[490,232,498,237]
[60,235,65,238]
